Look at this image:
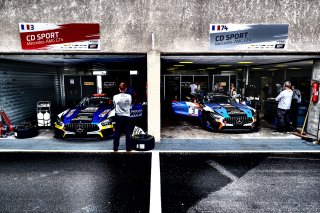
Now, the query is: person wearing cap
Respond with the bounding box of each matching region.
[275,81,293,132]
[113,82,132,151]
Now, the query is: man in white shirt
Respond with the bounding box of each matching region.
[275,81,293,132]
[113,82,132,151]
[189,82,197,97]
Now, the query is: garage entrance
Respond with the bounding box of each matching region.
[161,55,318,139]
[0,54,147,139]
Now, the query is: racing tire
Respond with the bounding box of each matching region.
[131,134,155,151]
[54,128,64,139]
[201,112,208,130]
[14,124,38,139]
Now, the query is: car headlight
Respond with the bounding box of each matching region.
[101,118,113,126]
[56,117,64,126]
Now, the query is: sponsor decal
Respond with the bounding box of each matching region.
[99,109,111,118]
[209,24,289,50]
[19,23,100,50]
[66,109,76,118]
[81,107,98,113]
[130,109,143,117]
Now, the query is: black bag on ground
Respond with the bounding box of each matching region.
[131,134,155,151]
[14,123,38,139]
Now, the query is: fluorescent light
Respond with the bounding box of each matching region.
[93,71,106,75]
[179,61,193,64]
[268,68,278,71]
[252,67,263,70]
[198,69,206,71]
[173,65,184,67]
[219,64,232,67]
[289,67,302,70]
[130,70,138,75]
[274,64,288,67]
[206,67,216,69]
[167,68,175,71]
[238,61,253,64]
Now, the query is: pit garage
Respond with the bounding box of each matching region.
[161,54,319,139]
[0,54,147,140]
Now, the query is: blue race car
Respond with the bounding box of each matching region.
[172,93,260,131]
[54,94,144,139]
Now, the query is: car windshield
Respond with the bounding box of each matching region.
[80,97,112,107]
[204,96,234,103]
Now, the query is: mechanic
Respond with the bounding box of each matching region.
[113,82,132,151]
[275,81,293,133]
[189,81,198,98]
[230,83,237,100]
[290,85,302,130]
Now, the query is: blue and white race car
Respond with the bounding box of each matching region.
[54,94,144,139]
[172,93,260,131]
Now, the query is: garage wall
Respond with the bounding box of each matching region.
[0,60,62,123]
[1,0,320,53]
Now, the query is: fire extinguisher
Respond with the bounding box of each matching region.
[312,81,319,103]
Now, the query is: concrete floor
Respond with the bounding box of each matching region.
[161,153,320,213]
[0,120,319,151]
[161,119,300,140]
[0,153,151,213]
[3,121,301,140]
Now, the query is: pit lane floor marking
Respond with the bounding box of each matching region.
[150,151,162,213]
[208,160,239,182]
[0,150,320,153]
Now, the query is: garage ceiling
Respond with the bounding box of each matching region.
[0,54,146,65]
[1,54,319,73]
[162,55,320,72]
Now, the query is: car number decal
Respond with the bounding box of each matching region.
[188,106,199,116]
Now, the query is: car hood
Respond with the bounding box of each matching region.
[62,105,114,124]
[204,102,253,118]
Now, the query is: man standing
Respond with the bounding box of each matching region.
[113,82,132,151]
[291,85,302,130]
[189,82,198,98]
[275,81,293,132]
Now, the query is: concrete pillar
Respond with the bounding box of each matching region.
[307,60,320,139]
[147,50,161,142]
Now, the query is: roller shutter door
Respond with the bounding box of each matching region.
[0,60,62,124]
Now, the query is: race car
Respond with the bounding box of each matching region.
[54,94,144,139]
[171,93,260,131]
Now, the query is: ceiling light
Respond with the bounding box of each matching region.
[252,67,263,70]
[179,61,193,64]
[130,70,138,75]
[206,67,216,69]
[274,64,288,67]
[219,64,232,67]
[289,67,302,70]
[93,71,106,75]
[167,68,175,71]
[268,68,278,71]
[235,68,242,71]
[198,69,206,71]
[173,65,184,67]
[238,61,253,64]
